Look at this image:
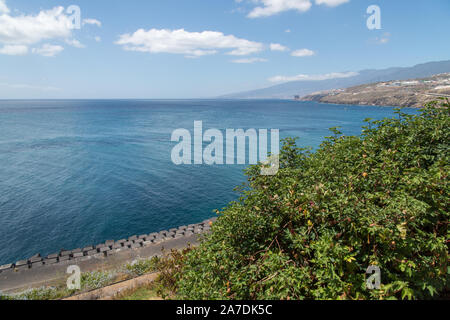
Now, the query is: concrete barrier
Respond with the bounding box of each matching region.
[0,217,217,279]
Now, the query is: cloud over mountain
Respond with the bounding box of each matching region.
[268,71,358,83]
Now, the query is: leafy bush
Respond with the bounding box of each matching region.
[177,100,449,300]
[81,270,116,291]
[5,287,68,300]
[0,291,11,300]
[125,258,158,277]
[151,247,193,299]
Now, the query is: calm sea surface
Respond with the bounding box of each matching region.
[0,100,415,264]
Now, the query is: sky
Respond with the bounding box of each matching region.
[0,0,449,99]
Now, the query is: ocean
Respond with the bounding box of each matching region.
[0,99,415,264]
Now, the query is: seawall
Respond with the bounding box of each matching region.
[0,217,216,293]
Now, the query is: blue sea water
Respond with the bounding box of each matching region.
[0,100,415,265]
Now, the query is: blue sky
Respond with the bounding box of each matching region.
[0,0,449,99]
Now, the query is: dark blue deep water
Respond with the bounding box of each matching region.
[0,100,414,264]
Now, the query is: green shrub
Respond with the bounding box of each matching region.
[0,291,11,300]
[2,269,122,300]
[177,100,449,300]
[123,249,193,299]
[81,270,115,291]
[6,287,68,300]
[152,247,193,299]
[125,258,159,277]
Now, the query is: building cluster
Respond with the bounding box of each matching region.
[377,73,450,89]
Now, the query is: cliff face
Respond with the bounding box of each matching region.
[300,73,450,108]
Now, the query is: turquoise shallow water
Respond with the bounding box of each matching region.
[0,99,415,264]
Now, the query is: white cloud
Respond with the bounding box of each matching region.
[94,36,101,42]
[0,44,28,55]
[291,48,315,57]
[232,57,268,63]
[116,28,264,57]
[32,44,64,57]
[66,38,85,48]
[0,3,100,56]
[268,71,358,83]
[248,0,312,18]
[0,6,73,45]
[83,19,101,27]
[245,0,349,18]
[270,43,289,51]
[285,29,291,33]
[315,0,349,7]
[0,0,9,14]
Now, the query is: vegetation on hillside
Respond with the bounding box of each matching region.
[175,100,449,300]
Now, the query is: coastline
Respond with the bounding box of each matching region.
[295,99,402,108]
[0,217,216,293]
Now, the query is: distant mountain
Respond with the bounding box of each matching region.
[221,60,450,99]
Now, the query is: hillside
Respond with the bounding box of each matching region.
[300,73,450,108]
[221,60,450,99]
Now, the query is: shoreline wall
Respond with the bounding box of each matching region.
[0,217,216,277]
